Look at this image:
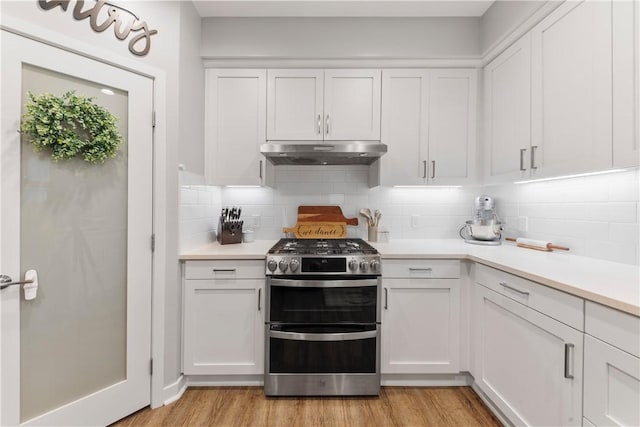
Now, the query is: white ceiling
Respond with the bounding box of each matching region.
[192,0,495,18]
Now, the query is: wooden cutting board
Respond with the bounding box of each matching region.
[283,206,358,238]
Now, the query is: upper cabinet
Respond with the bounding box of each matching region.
[484,34,532,184]
[380,69,477,186]
[613,0,640,168]
[267,69,381,142]
[205,69,271,186]
[530,0,613,178]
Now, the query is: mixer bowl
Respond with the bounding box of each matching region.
[464,219,503,241]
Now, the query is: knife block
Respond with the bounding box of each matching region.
[217,222,243,245]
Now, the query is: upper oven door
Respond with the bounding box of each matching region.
[267,277,380,324]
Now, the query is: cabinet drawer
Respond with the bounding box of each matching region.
[586,301,640,358]
[382,259,460,279]
[185,260,265,280]
[474,264,584,331]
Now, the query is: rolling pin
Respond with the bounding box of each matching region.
[505,237,570,252]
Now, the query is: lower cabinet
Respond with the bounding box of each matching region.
[182,261,265,375]
[583,302,640,427]
[473,283,583,426]
[381,260,460,374]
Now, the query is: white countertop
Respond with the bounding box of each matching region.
[180,239,640,316]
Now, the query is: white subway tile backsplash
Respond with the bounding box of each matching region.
[179,167,639,265]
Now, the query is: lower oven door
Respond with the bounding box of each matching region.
[265,324,381,396]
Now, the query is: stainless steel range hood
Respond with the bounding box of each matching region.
[260,142,387,166]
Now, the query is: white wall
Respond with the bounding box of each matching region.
[200,17,482,59]
[0,0,204,392]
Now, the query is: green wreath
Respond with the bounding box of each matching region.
[20,91,123,164]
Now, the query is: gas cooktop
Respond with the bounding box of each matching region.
[268,238,378,256]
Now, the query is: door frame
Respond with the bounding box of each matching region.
[0,16,169,413]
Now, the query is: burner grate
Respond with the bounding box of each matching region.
[268,238,378,255]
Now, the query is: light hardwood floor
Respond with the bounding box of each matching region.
[112,386,501,427]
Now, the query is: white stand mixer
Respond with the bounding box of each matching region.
[460,195,503,245]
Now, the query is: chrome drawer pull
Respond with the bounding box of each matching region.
[500,282,530,296]
[409,268,433,272]
[213,269,236,273]
[564,343,575,379]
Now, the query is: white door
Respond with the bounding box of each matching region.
[266,69,324,141]
[324,69,381,141]
[531,0,613,178]
[484,34,532,183]
[0,32,153,426]
[380,69,430,186]
[427,69,477,185]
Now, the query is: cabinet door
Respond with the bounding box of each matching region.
[205,69,268,185]
[380,69,430,185]
[484,34,532,183]
[584,335,640,427]
[183,279,264,375]
[382,279,460,374]
[613,0,640,168]
[473,284,583,426]
[324,69,381,141]
[266,69,324,141]
[531,0,613,178]
[428,69,478,185]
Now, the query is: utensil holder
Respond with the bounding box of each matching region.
[368,226,378,242]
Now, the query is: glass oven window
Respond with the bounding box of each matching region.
[269,284,377,323]
[269,325,377,374]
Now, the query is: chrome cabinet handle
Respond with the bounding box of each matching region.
[213,269,236,273]
[259,160,263,180]
[317,114,322,135]
[258,288,262,311]
[325,114,330,135]
[384,287,388,310]
[270,329,377,342]
[520,148,527,171]
[531,145,538,170]
[409,268,433,272]
[564,343,575,379]
[0,275,33,290]
[500,282,530,296]
[431,160,436,179]
[423,160,427,179]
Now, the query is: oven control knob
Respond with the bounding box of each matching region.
[278,259,289,273]
[359,260,369,272]
[289,259,299,272]
[348,259,358,272]
[369,260,380,273]
[267,259,278,272]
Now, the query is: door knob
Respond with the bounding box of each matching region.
[0,270,39,299]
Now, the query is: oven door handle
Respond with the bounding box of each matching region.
[270,330,377,341]
[270,278,378,288]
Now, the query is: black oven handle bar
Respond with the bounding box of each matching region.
[269,329,377,342]
[270,278,378,288]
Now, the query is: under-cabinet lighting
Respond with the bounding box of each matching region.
[393,185,463,189]
[225,185,262,188]
[514,169,629,184]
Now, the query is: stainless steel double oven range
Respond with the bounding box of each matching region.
[264,238,382,396]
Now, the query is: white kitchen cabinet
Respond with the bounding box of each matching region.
[205,69,271,186]
[380,69,477,186]
[266,69,381,141]
[530,0,613,178]
[182,260,265,375]
[473,283,583,426]
[483,34,532,183]
[381,259,460,374]
[583,301,640,427]
[613,0,640,168]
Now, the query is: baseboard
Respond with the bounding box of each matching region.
[187,374,264,387]
[470,382,511,427]
[381,372,472,387]
[162,375,187,406]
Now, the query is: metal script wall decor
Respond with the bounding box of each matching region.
[38,0,158,56]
